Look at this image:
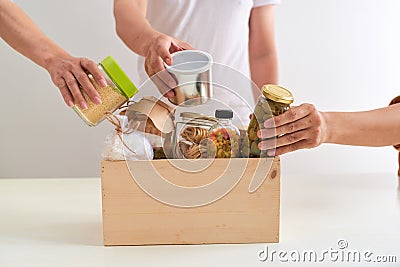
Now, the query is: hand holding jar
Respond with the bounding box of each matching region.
[246,84,294,157]
[72,56,138,126]
[258,103,326,156]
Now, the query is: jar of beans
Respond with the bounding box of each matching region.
[72,56,138,126]
[245,84,294,157]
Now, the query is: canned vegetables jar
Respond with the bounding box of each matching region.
[246,84,294,157]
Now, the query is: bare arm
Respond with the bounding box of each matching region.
[248,5,278,90]
[114,0,193,97]
[114,0,155,57]
[0,0,106,109]
[323,105,400,146]
[258,103,400,155]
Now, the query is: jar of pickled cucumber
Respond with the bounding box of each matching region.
[245,84,294,157]
[72,56,138,126]
[208,110,240,158]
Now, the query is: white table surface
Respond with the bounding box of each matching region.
[1,173,400,267]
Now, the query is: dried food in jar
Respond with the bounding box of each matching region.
[208,128,240,158]
[180,126,209,144]
[78,75,128,125]
[208,110,240,158]
[73,56,138,126]
[174,112,216,159]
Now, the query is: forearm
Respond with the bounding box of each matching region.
[248,5,278,90]
[323,104,400,146]
[249,52,278,89]
[0,0,68,69]
[114,0,158,56]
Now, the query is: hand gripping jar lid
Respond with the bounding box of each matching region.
[100,56,138,98]
[262,84,294,105]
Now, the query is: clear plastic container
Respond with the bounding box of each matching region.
[246,84,294,157]
[173,112,217,159]
[208,110,240,158]
[72,56,138,126]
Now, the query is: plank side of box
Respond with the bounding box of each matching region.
[101,158,280,246]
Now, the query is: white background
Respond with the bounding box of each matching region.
[0,0,398,178]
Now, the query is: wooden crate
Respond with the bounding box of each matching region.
[101,157,280,246]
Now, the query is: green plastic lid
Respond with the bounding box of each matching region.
[100,56,138,98]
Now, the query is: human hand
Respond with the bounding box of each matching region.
[46,55,107,109]
[258,104,328,156]
[144,34,194,98]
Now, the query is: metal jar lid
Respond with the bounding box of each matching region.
[262,84,294,105]
[180,112,217,122]
[215,109,233,119]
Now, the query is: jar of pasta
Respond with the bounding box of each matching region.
[208,110,240,158]
[72,56,138,126]
[174,112,217,159]
[246,84,294,157]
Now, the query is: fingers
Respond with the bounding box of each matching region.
[48,56,107,109]
[63,72,88,110]
[145,35,197,98]
[257,103,325,155]
[175,39,195,50]
[265,103,317,129]
[260,104,321,137]
[145,56,176,98]
[156,41,173,66]
[259,128,320,150]
[146,50,176,86]
[150,74,175,98]
[55,78,74,107]
[272,139,313,156]
[80,58,107,87]
[72,64,101,105]
[259,113,312,139]
[258,132,320,156]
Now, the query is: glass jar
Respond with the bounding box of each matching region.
[174,112,217,159]
[246,84,294,157]
[72,56,138,126]
[208,110,240,158]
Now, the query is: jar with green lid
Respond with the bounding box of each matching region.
[72,56,138,126]
[246,84,294,157]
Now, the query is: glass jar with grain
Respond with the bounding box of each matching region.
[245,84,294,157]
[72,56,138,126]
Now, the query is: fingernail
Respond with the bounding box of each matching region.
[67,100,74,107]
[80,102,88,110]
[100,79,107,87]
[257,130,262,138]
[94,96,102,105]
[264,118,274,128]
[168,90,175,97]
[267,149,276,157]
[258,142,264,150]
[165,58,172,65]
